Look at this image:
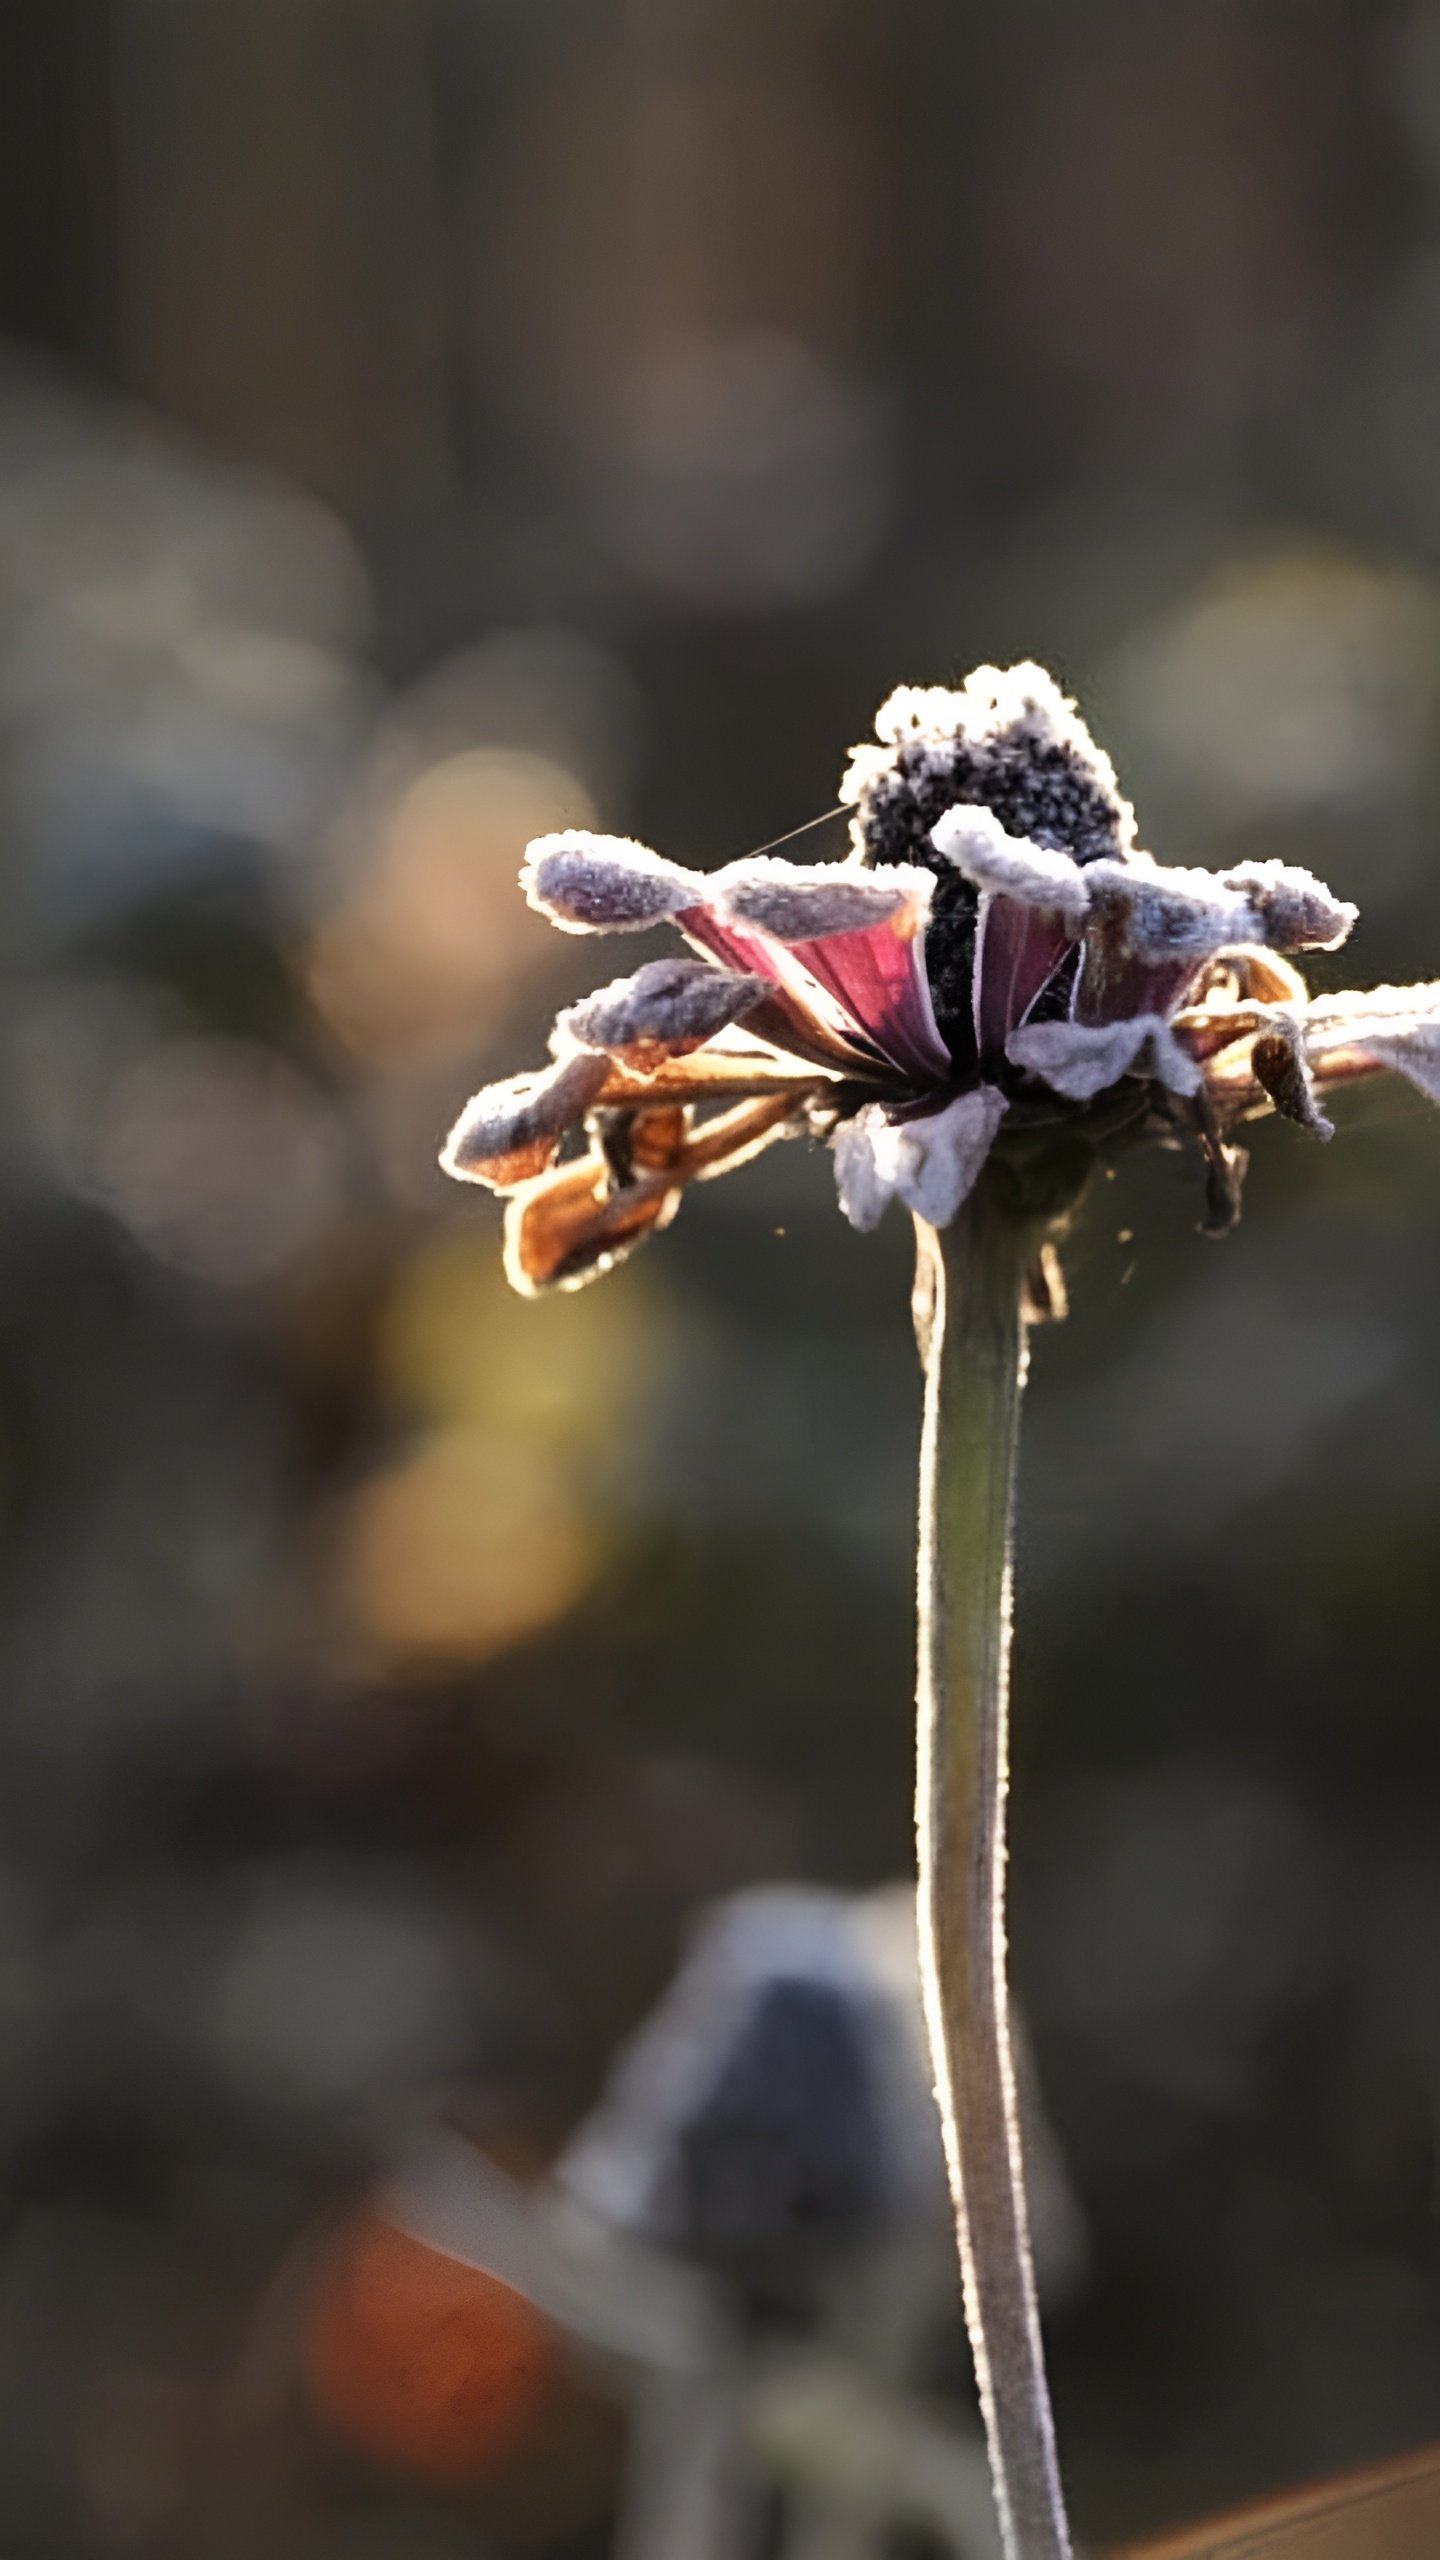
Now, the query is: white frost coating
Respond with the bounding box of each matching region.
[521,830,706,933]
[833,1106,901,1231]
[1082,859,1262,963]
[558,957,768,1056]
[840,661,1137,853]
[898,1085,1009,1225]
[1220,860,1357,954]
[713,855,933,943]
[848,662,1113,779]
[1085,855,1356,966]
[833,1087,1007,1231]
[1304,980,1440,1102]
[930,806,1090,923]
[1008,1014,1202,1100]
[440,1048,607,1185]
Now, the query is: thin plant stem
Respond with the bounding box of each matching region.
[913,1185,1072,2560]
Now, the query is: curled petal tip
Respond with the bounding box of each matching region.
[441,1049,607,1190]
[521,830,706,934]
[558,957,770,1065]
[712,855,933,944]
[503,1155,681,1294]
[1220,860,1358,954]
[1009,1013,1201,1100]
[930,807,1089,925]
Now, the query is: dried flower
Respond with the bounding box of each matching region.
[442,661,1440,1288]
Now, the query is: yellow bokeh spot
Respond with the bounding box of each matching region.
[376,1231,669,1448]
[308,747,596,1054]
[343,1426,598,1662]
[336,1235,674,1663]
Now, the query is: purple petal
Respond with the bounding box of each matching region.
[558,958,770,1063]
[522,831,706,933]
[974,897,1077,1057]
[785,918,951,1084]
[707,857,950,1085]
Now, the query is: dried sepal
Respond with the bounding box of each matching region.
[1248,1016,1333,1139]
[680,1092,808,1181]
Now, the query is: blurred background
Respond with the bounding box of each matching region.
[3,3,1440,2553]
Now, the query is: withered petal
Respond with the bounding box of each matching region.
[557,956,771,1067]
[440,1049,610,1191]
[503,1156,682,1295]
[677,1091,807,1181]
[591,1049,834,1108]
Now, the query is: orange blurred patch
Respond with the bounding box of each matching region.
[305,2211,558,2487]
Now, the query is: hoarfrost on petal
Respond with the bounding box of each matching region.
[1219,860,1357,954]
[1009,1014,1202,1100]
[1082,859,1261,965]
[891,1085,1008,1227]
[1304,981,1440,1104]
[833,1106,901,1232]
[712,856,933,945]
[930,807,1089,924]
[558,957,769,1061]
[522,831,706,933]
[441,1049,609,1189]
[832,1087,1007,1231]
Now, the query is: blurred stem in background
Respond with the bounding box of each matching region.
[915,1190,1071,2560]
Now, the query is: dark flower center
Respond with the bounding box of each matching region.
[852,710,1133,1070]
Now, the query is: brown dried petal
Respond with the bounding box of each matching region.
[503,1156,681,1295]
[1250,1024,1333,1139]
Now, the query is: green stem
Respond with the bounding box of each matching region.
[914,1186,1072,2560]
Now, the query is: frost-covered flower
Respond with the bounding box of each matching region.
[442,663,1440,1291]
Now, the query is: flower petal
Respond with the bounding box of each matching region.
[710,857,951,1084]
[557,958,770,1068]
[440,1049,610,1190]
[833,1105,900,1232]
[504,1157,681,1294]
[1303,981,1440,1104]
[1009,1013,1201,1099]
[522,831,706,933]
[1218,861,1357,954]
[711,856,933,943]
[676,903,894,1075]
[833,1086,1007,1231]
[895,1086,1009,1225]
[929,807,1089,925]
[1075,854,1357,1031]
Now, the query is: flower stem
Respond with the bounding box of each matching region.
[913,1185,1072,2560]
